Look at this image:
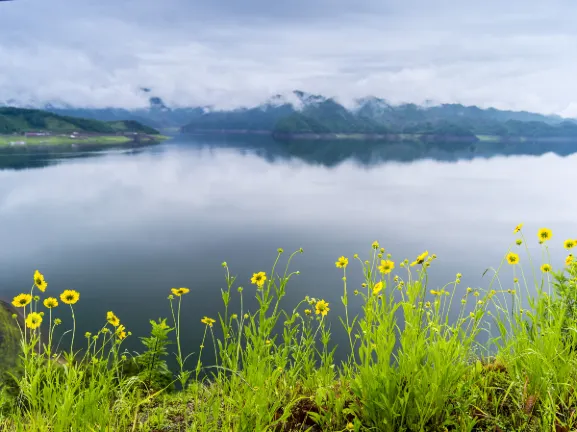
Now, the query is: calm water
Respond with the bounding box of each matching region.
[0,136,575,358]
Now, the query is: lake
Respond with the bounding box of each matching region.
[0,136,575,361]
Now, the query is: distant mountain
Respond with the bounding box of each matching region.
[353,96,566,126]
[40,93,207,131]
[6,89,577,142]
[180,90,577,141]
[0,107,160,135]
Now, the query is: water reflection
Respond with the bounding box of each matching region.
[0,136,575,361]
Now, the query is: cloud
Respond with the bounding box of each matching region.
[0,0,577,114]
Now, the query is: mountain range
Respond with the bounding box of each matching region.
[0,107,160,135]
[4,89,577,142]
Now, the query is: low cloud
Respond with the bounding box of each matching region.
[0,0,576,114]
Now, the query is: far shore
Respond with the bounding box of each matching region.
[181,129,577,144]
[0,133,169,148]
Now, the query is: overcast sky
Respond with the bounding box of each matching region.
[1,0,576,114]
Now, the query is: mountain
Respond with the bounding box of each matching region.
[41,92,207,131]
[353,96,566,126]
[6,89,577,142]
[0,107,160,135]
[180,91,577,141]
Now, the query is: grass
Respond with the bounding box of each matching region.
[1,227,577,431]
[0,135,169,147]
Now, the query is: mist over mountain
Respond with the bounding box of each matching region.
[4,89,577,141]
[180,90,577,141]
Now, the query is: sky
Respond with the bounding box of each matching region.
[1,0,577,114]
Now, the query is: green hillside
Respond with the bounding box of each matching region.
[0,107,160,135]
[180,91,577,141]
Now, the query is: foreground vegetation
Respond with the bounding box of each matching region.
[2,226,577,431]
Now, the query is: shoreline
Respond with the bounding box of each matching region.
[181,129,577,143]
[0,134,169,148]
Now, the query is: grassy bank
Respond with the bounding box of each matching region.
[1,226,577,431]
[0,134,169,147]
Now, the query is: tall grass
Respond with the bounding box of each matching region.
[1,226,577,431]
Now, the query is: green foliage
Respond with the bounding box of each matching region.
[122,319,175,393]
[106,120,161,135]
[4,228,577,430]
[0,107,160,135]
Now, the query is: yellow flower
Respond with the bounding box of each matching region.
[171,287,190,296]
[116,324,127,340]
[25,312,42,330]
[43,297,58,309]
[315,300,330,316]
[373,281,383,296]
[335,256,349,269]
[33,270,48,292]
[410,251,429,267]
[250,271,267,288]
[106,311,120,327]
[541,264,552,273]
[304,309,312,315]
[378,259,395,275]
[201,316,216,327]
[372,241,379,249]
[566,254,574,266]
[60,290,80,305]
[12,293,32,308]
[538,228,552,242]
[514,223,523,233]
[564,239,576,250]
[430,290,439,296]
[506,252,519,265]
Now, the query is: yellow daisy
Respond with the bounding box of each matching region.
[60,290,80,305]
[564,239,576,250]
[378,259,395,275]
[315,300,330,316]
[25,312,42,330]
[565,254,573,266]
[410,251,429,267]
[201,316,216,327]
[106,311,121,327]
[171,287,190,296]
[506,252,519,265]
[538,228,552,242]
[12,293,32,308]
[116,324,127,340]
[250,272,267,288]
[541,263,552,273]
[43,297,58,309]
[373,281,383,296]
[33,270,48,292]
[371,241,379,249]
[335,256,349,269]
[514,223,523,233]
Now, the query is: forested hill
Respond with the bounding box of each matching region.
[180,91,577,141]
[0,107,160,135]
